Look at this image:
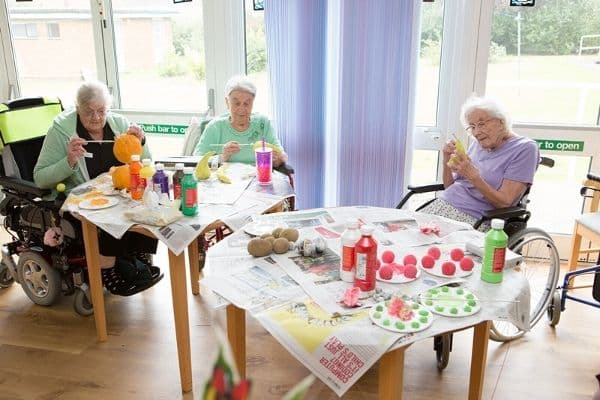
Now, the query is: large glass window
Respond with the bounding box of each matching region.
[7,0,98,107]
[244,0,271,117]
[486,0,600,125]
[111,0,207,112]
[415,0,444,127]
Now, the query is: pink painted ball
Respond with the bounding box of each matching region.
[381,250,395,264]
[403,254,417,266]
[379,265,394,280]
[450,248,465,262]
[441,261,456,276]
[374,258,381,271]
[421,255,435,269]
[404,264,417,279]
[460,256,474,271]
[427,246,441,260]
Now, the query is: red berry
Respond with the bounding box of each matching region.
[421,255,435,269]
[381,250,395,264]
[441,261,456,276]
[450,248,465,262]
[403,254,417,266]
[428,246,441,260]
[379,265,394,280]
[460,256,474,271]
[404,264,417,279]
[391,263,405,274]
[374,258,381,271]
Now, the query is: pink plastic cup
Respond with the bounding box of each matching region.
[255,147,272,184]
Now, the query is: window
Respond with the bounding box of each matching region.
[12,23,38,39]
[46,23,60,39]
[111,0,208,112]
[244,0,271,117]
[7,2,98,107]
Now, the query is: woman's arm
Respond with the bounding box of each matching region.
[449,152,528,208]
[33,124,77,189]
[441,140,456,188]
[263,118,288,167]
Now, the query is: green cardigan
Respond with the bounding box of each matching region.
[33,108,151,198]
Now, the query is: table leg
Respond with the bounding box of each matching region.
[168,249,193,393]
[188,238,200,295]
[379,346,405,400]
[226,304,246,379]
[469,321,491,400]
[81,219,107,342]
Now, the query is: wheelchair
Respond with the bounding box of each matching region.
[396,156,560,370]
[0,97,93,316]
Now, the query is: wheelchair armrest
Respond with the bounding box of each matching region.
[396,183,445,209]
[274,162,294,176]
[479,206,529,223]
[0,176,50,199]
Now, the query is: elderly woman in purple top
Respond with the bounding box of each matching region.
[420,95,540,231]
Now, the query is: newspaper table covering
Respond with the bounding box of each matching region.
[201,206,531,397]
[61,164,295,255]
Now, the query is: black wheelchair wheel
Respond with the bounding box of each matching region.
[547,289,561,327]
[17,251,61,306]
[490,228,560,342]
[73,289,94,317]
[0,260,15,288]
[434,333,452,371]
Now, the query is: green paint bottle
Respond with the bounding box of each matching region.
[481,219,508,284]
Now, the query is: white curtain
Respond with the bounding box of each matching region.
[265,0,418,209]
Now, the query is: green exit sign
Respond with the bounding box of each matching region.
[535,139,584,152]
[139,123,188,135]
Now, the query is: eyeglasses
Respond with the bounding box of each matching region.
[465,118,496,132]
[81,107,107,119]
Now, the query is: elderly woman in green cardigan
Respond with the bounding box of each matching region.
[34,80,161,297]
[193,75,288,167]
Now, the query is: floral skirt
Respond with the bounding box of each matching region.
[419,198,490,232]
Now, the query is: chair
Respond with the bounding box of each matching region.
[567,173,600,274]
[396,156,560,370]
[0,97,94,315]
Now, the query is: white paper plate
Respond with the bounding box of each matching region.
[243,221,281,236]
[419,286,481,318]
[369,299,434,333]
[79,196,119,210]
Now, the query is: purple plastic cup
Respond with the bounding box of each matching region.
[255,148,272,184]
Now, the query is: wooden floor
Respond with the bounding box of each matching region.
[0,238,599,399]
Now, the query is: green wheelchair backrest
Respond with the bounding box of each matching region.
[0,97,63,181]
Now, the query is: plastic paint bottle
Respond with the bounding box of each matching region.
[481,218,508,283]
[129,154,143,200]
[139,158,154,191]
[152,163,169,198]
[340,219,360,282]
[172,163,185,200]
[181,167,198,216]
[354,225,377,298]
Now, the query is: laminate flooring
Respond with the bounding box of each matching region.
[0,237,598,400]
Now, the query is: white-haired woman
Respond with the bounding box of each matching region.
[34,80,161,296]
[193,75,288,167]
[420,95,540,230]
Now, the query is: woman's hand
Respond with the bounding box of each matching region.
[221,141,241,161]
[442,140,457,164]
[67,137,88,168]
[126,123,145,143]
[447,152,479,181]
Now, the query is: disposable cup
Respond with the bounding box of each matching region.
[255,147,272,184]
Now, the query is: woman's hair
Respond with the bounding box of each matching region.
[460,95,512,131]
[225,75,257,97]
[75,80,112,109]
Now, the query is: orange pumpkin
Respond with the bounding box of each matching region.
[111,165,130,189]
[113,134,142,164]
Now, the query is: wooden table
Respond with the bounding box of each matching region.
[78,200,289,393]
[225,305,491,399]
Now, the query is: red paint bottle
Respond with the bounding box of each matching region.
[354,225,377,298]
